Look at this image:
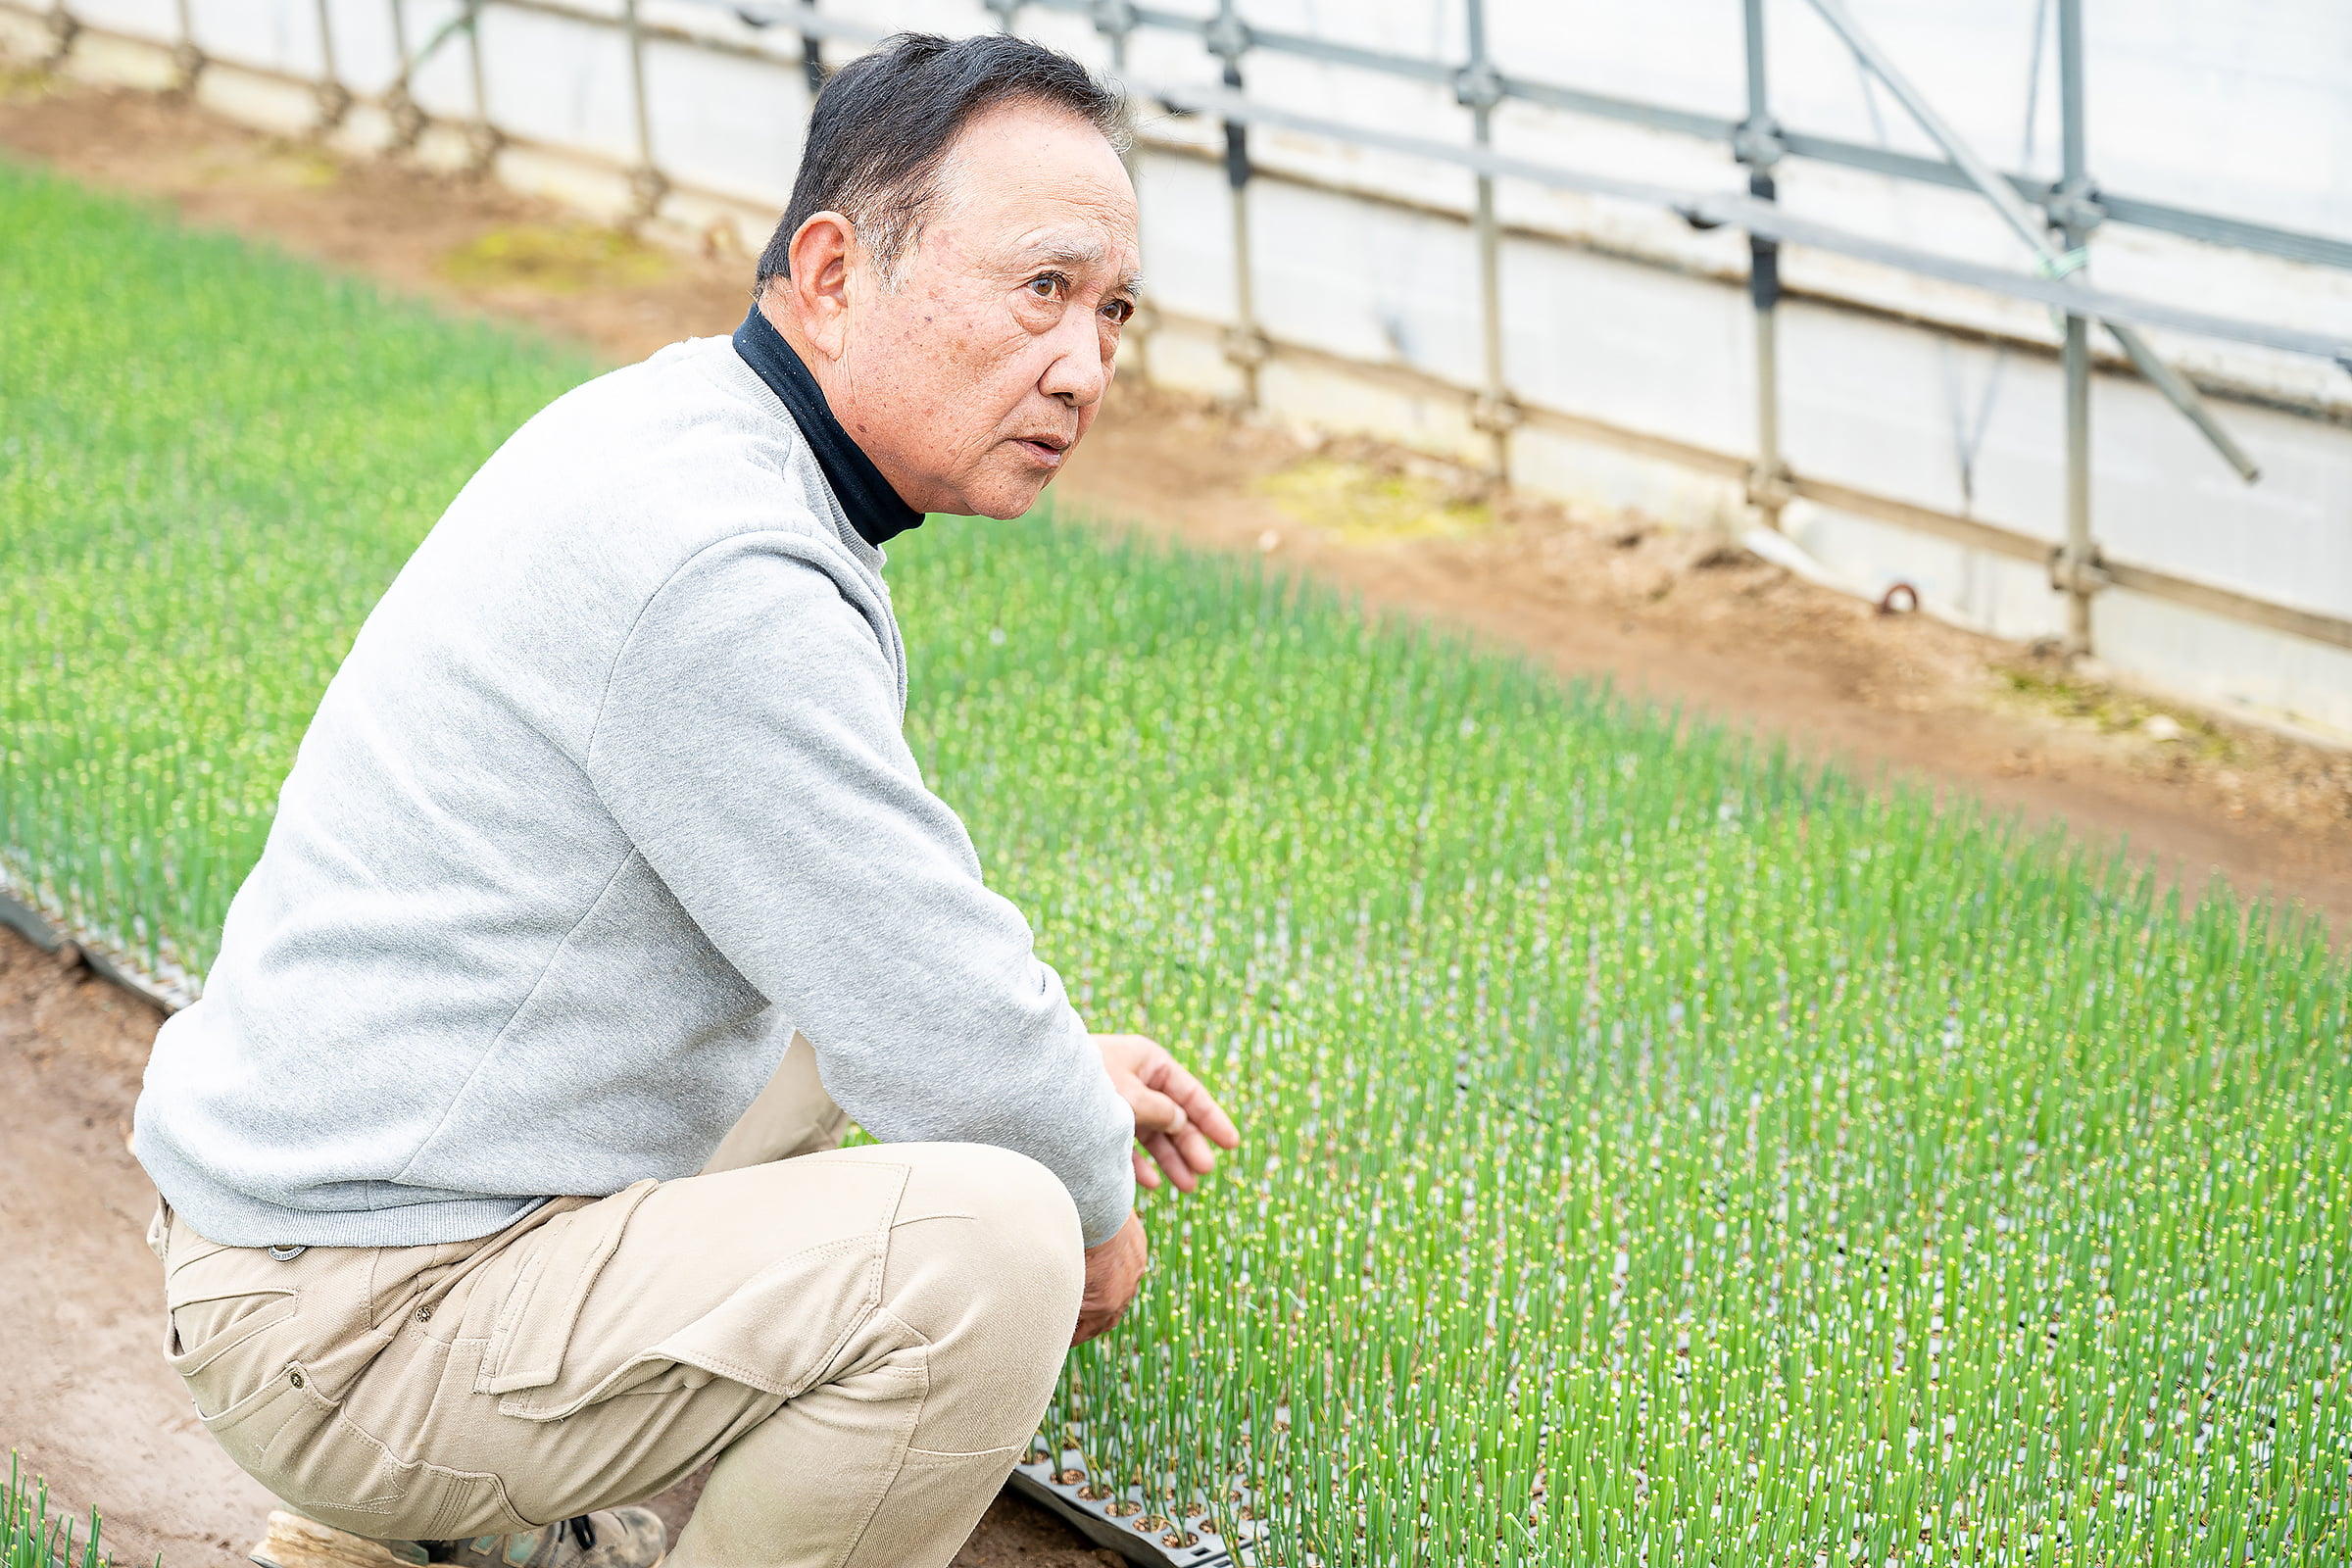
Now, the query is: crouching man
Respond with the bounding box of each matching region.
[132,31,1238,1568]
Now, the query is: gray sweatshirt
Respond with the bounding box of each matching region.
[133,332,1137,1249]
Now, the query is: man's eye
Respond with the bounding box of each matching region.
[1102,300,1135,325]
[1027,274,1060,299]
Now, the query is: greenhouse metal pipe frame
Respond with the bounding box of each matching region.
[34,0,2352,669]
[126,30,1242,1568]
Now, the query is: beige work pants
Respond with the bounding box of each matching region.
[149,1039,1086,1568]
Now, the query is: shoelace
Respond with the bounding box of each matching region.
[563,1517,598,1552]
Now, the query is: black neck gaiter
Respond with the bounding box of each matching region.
[732,305,925,548]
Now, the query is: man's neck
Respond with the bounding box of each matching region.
[737,299,925,548]
[756,293,829,397]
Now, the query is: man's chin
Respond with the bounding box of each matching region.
[952,469,1056,520]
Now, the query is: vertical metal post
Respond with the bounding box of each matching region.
[798,0,824,97]
[2055,0,2096,655]
[1458,0,1516,482]
[1095,1,1151,383]
[169,0,203,92]
[385,0,425,151]
[1208,0,1266,409]
[313,0,352,131]
[36,1,74,69]
[1737,0,1789,530]
[621,0,666,223]
[1095,0,1138,184]
[464,0,499,174]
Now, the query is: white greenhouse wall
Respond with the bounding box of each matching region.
[8,0,2350,737]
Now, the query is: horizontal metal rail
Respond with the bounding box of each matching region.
[979,0,2352,274]
[1774,132,2352,272]
[655,1,2352,365]
[1132,75,2352,367]
[1687,194,2352,364]
[1172,307,2352,654]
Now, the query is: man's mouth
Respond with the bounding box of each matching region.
[1011,434,1069,468]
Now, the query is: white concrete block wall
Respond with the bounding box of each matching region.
[15,0,2352,736]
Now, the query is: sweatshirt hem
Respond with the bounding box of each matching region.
[142,1138,552,1250]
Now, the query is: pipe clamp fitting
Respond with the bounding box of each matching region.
[1454,62,1504,113]
[1732,115,1785,171]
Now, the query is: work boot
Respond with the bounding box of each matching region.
[251,1508,665,1568]
[429,1510,665,1568]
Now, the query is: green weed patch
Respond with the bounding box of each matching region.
[436,223,672,294]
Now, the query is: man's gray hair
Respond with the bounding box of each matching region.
[757,31,1128,291]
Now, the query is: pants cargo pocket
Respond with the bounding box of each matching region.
[475,1181,659,1412]
[479,1159,911,1425]
[165,1242,301,1423]
[167,1288,298,1376]
[203,1362,528,1540]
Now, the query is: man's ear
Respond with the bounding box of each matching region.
[783,211,857,360]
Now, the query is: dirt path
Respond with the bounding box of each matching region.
[4,75,2341,938]
[0,927,1105,1568]
[0,931,270,1568]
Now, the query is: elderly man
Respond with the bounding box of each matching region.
[133,30,1238,1568]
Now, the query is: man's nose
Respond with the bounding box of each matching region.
[1039,310,1109,407]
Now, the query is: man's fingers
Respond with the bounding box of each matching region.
[1141,1129,1197,1192]
[1173,1123,1221,1174]
[1126,1085,1188,1135]
[1182,1087,1242,1150]
[1132,1087,1224,1189]
[1100,1035,1241,1188]
[1156,1061,1242,1150]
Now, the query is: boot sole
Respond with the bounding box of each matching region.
[249,1510,426,1568]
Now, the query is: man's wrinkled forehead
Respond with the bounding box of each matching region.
[927,104,1138,269]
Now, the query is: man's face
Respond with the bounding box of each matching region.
[826,102,1141,519]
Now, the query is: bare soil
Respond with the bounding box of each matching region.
[1,70,2346,1568]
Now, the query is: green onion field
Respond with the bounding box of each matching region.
[4,161,2347,1564]
[4,1456,111,1568]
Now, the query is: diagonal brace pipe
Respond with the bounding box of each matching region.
[1802,0,2259,482]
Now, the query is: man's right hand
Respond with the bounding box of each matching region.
[1073,1210,1148,1345]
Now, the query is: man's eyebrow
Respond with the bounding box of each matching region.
[1007,236,1143,294]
